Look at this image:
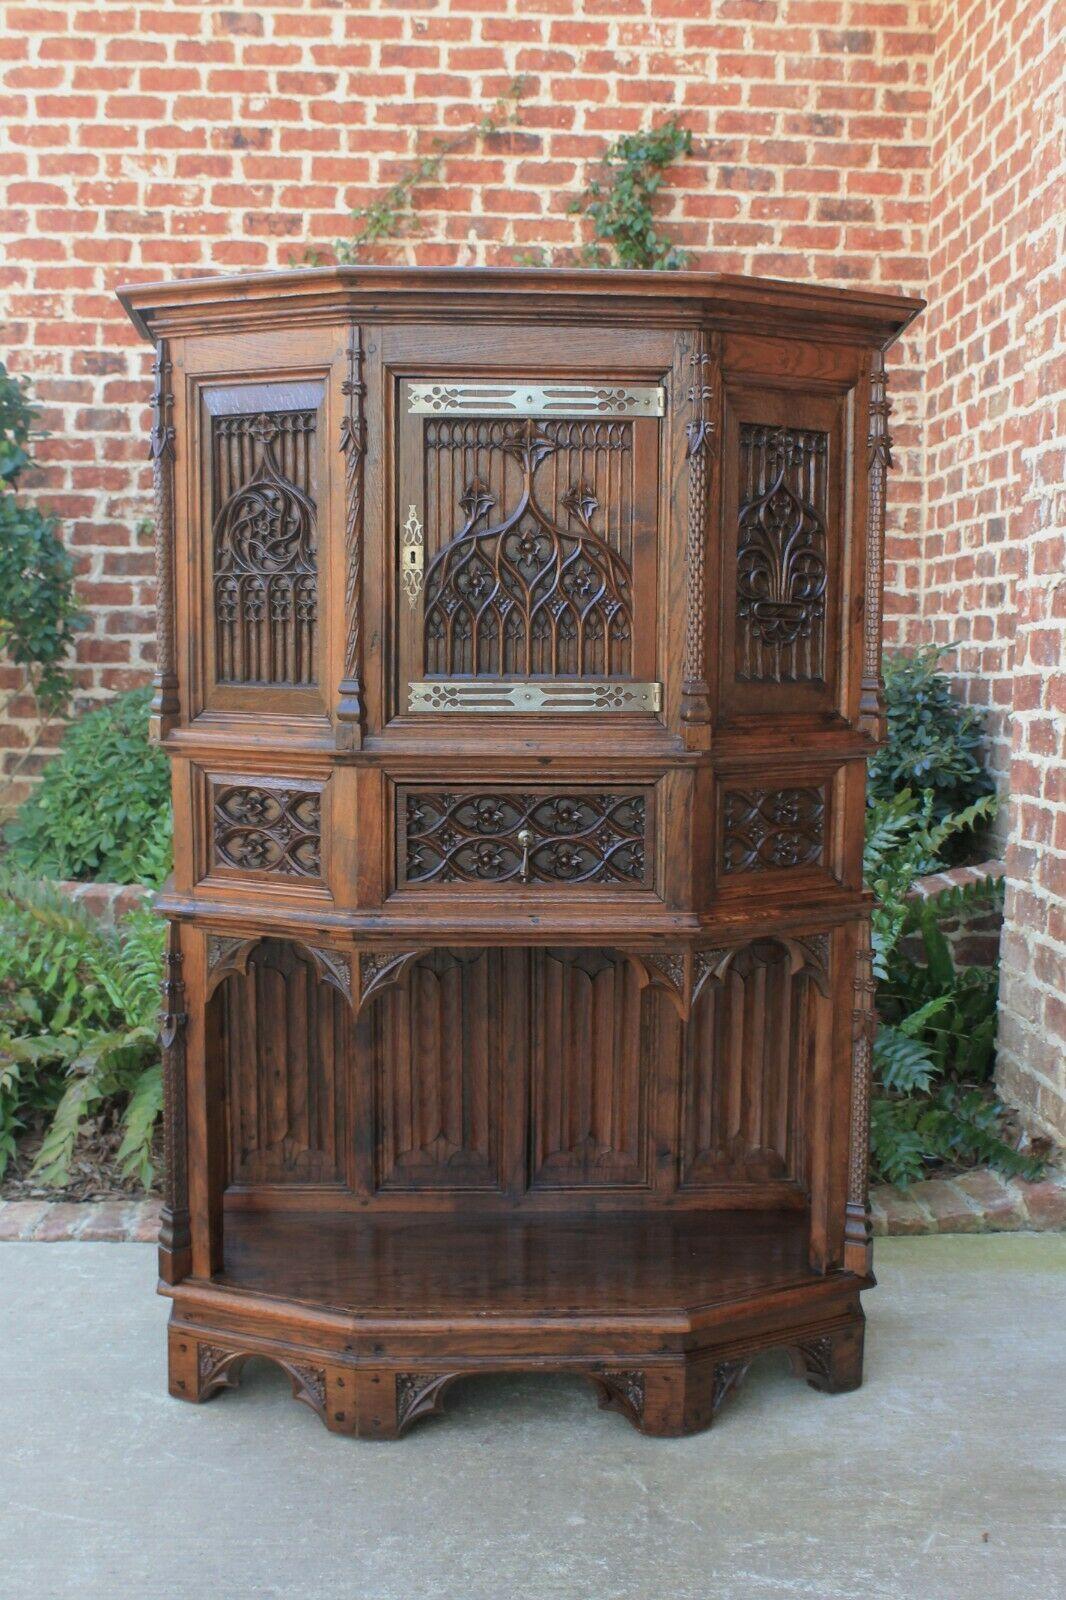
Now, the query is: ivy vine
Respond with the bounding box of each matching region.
[569,119,693,271]
[312,93,694,271]
[306,78,530,266]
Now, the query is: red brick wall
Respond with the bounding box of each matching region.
[923,0,1065,1142]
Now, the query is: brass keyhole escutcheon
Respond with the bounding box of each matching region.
[401,504,424,608]
[517,828,534,884]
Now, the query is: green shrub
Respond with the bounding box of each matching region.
[0,872,164,1187]
[863,790,1042,1189]
[4,686,172,887]
[0,361,82,726]
[869,646,996,821]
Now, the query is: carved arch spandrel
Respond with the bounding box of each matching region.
[204,932,354,1008]
[622,948,691,1019]
[621,936,830,1021]
[195,1342,328,1422]
[356,949,429,1012]
[690,933,831,1005]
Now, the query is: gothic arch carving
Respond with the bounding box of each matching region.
[205,932,352,1007]
[422,417,635,679]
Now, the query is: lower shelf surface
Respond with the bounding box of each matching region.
[216,1205,821,1321]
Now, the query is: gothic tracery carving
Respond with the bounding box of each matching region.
[213,408,318,686]
[421,417,636,679]
[212,782,322,878]
[721,786,826,874]
[736,423,829,682]
[403,790,648,887]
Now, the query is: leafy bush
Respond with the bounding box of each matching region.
[4,687,172,887]
[0,872,164,1187]
[869,646,995,821]
[0,361,82,735]
[863,790,1042,1188]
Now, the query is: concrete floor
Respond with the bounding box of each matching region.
[1,1237,1063,1600]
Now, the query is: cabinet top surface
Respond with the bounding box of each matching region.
[118,263,924,344]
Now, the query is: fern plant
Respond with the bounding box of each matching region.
[863,790,1042,1188]
[0,872,164,1187]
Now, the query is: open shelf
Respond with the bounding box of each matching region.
[214,1206,822,1323]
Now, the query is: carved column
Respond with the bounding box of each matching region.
[158,922,191,1285]
[859,348,893,742]
[336,323,366,749]
[845,931,877,1276]
[680,329,720,742]
[148,340,180,742]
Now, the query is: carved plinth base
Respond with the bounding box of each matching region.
[167,1315,865,1441]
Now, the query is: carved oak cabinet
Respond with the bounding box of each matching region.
[119,267,921,1439]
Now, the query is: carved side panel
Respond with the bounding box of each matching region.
[530,948,650,1189]
[158,923,190,1279]
[210,778,323,880]
[736,423,829,683]
[681,941,810,1187]
[681,329,720,729]
[336,324,366,746]
[720,785,826,875]
[420,415,638,678]
[846,934,878,1268]
[364,948,507,1191]
[210,386,321,688]
[149,340,180,741]
[860,351,893,740]
[218,939,347,1186]
[401,788,649,888]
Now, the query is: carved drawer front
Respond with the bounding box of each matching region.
[398,786,653,890]
[714,766,848,894]
[394,378,663,717]
[720,784,827,875]
[209,775,325,885]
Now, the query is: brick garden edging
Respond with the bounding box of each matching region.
[906,857,1004,968]
[0,1198,161,1242]
[871,1171,1065,1235]
[1,1174,1063,1242]
[54,879,154,927]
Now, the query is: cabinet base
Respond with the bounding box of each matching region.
[167,1314,864,1441]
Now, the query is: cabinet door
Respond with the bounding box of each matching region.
[717,383,849,724]
[394,379,663,715]
[201,377,329,714]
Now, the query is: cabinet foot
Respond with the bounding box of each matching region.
[787,1316,865,1394]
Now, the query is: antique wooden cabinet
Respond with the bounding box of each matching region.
[119,267,921,1438]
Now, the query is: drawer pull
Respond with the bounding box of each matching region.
[517,828,534,884]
